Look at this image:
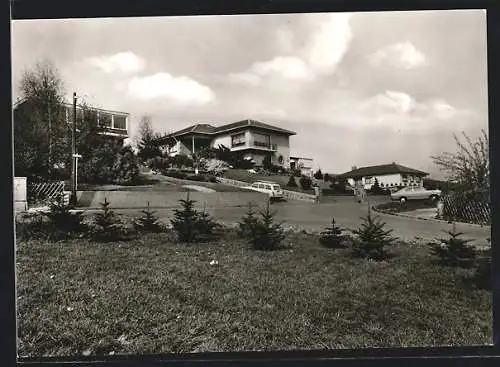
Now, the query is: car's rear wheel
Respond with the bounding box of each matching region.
[399,197,407,204]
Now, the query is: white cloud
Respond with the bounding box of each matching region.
[229,56,313,87]
[228,72,262,87]
[229,13,353,87]
[127,72,215,105]
[315,90,476,133]
[368,41,427,70]
[360,90,417,115]
[303,13,353,75]
[85,51,146,74]
[254,56,312,80]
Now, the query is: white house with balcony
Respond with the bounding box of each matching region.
[159,119,296,168]
[289,156,314,177]
[339,162,428,190]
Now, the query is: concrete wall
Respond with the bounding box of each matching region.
[269,133,290,167]
[77,191,269,209]
[14,177,27,213]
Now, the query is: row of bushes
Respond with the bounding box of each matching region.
[16,192,491,290]
[162,169,218,183]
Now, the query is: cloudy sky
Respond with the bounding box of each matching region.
[11,10,488,176]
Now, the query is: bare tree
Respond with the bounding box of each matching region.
[431,129,489,192]
[136,115,162,163]
[15,59,68,180]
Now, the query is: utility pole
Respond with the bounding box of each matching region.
[48,98,52,179]
[70,92,77,206]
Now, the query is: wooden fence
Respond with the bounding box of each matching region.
[441,190,490,225]
[27,181,66,205]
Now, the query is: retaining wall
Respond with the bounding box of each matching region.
[76,190,269,209]
[216,177,315,202]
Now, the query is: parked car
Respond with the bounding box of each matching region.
[243,180,284,200]
[390,186,442,203]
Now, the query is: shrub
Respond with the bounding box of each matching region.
[90,198,127,242]
[15,212,53,241]
[207,175,218,183]
[237,202,260,239]
[164,170,188,180]
[429,224,477,267]
[324,173,330,182]
[473,257,491,290]
[369,178,388,195]
[195,206,220,242]
[43,193,86,240]
[286,175,298,188]
[147,156,170,173]
[319,217,345,249]
[313,169,323,180]
[351,208,395,260]
[243,201,286,250]
[112,145,140,185]
[299,176,313,190]
[186,174,206,182]
[292,169,302,177]
[170,192,218,243]
[134,202,163,233]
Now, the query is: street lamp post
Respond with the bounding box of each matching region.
[70,92,77,206]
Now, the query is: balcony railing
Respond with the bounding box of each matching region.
[230,141,278,150]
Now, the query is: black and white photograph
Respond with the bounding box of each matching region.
[12,9,492,358]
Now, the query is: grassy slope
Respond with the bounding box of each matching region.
[17,231,491,357]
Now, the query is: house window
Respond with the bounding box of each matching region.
[231,133,246,147]
[364,176,373,185]
[253,133,271,148]
[99,112,112,128]
[113,115,127,130]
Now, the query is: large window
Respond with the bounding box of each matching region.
[231,133,246,147]
[99,112,112,128]
[253,133,271,148]
[113,115,127,130]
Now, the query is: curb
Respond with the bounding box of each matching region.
[371,206,489,229]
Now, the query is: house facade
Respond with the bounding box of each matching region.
[289,156,314,177]
[62,102,129,142]
[14,98,130,142]
[339,162,428,190]
[160,119,296,168]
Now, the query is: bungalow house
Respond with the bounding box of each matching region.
[14,98,129,143]
[289,156,314,177]
[159,119,296,168]
[339,162,428,190]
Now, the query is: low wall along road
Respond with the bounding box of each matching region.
[76,191,269,210]
[216,177,316,202]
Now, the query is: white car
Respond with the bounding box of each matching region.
[390,186,442,203]
[244,180,284,200]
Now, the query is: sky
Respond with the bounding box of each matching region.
[11,10,488,177]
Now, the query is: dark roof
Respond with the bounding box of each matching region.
[163,119,296,139]
[13,98,129,116]
[216,119,296,135]
[339,163,428,179]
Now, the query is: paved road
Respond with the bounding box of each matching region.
[99,196,490,246]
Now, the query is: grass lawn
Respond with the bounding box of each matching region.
[16,229,491,358]
[223,169,316,194]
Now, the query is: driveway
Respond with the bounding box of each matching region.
[103,195,490,246]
